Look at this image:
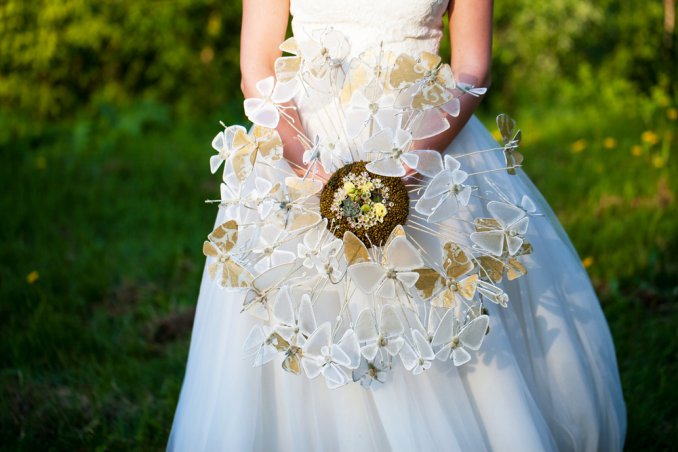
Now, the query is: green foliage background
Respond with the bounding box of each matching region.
[1,0,676,449]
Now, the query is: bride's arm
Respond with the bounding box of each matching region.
[412,0,494,152]
[240,0,331,181]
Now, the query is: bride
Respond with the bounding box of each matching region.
[168,0,627,450]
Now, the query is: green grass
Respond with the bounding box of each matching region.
[1,98,676,449]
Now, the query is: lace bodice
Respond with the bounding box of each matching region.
[290,0,449,58]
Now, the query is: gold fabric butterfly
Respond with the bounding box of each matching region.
[496,113,524,175]
[414,242,478,308]
[389,51,456,110]
[476,241,533,283]
[230,125,283,182]
[346,225,424,300]
[268,177,323,232]
[274,37,302,84]
[202,220,253,288]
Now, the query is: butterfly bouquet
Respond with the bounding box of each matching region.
[203,27,538,389]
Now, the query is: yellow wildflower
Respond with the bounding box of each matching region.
[641,130,659,146]
[603,137,617,149]
[630,145,643,157]
[26,271,40,284]
[582,257,594,269]
[652,155,665,168]
[571,139,587,153]
[667,108,678,121]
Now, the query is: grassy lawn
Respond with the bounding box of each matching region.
[1,100,676,449]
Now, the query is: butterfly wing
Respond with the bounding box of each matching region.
[252,125,283,161]
[458,315,490,350]
[366,156,406,177]
[410,150,443,177]
[202,240,220,258]
[208,220,239,253]
[287,208,322,232]
[348,262,386,294]
[470,230,505,256]
[282,349,302,374]
[389,53,419,89]
[413,268,444,299]
[488,201,526,229]
[286,177,323,201]
[380,305,405,355]
[506,257,527,280]
[411,108,450,140]
[431,309,455,347]
[301,322,331,378]
[337,328,361,369]
[496,113,516,146]
[412,328,435,361]
[222,259,253,288]
[342,231,370,265]
[476,255,505,283]
[457,274,479,300]
[451,347,471,366]
[399,341,418,371]
[443,242,474,279]
[385,236,424,271]
[355,308,380,359]
[242,262,299,318]
[244,97,280,129]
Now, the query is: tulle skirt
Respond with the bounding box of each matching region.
[167,115,626,451]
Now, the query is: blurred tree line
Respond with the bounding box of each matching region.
[0,0,675,127]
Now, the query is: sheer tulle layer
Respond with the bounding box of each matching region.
[167,116,626,451]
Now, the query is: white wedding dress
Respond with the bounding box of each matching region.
[167,0,627,450]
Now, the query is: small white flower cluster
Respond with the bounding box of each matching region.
[330,171,391,229]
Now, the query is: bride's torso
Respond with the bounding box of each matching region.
[288,0,451,156]
[290,0,449,58]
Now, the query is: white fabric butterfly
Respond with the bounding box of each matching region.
[457,82,487,97]
[432,311,489,366]
[415,155,472,222]
[399,328,435,374]
[303,134,351,174]
[485,177,538,216]
[242,262,301,321]
[345,80,399,138]
[354,305,405,360]
[242,176,282,220]
[297,221,343,276]
[210,125,245,174]
[266,177,323,232]
[471,201,530,256]
[297,28,350,80]
[352,357,390,388]
[272,287,317,346]
[301,322,361,389]
[363,127,442,177]
[243,76,298,129]
[242,324,284,367]
[348,234,424,299]
[250,225,297,274]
